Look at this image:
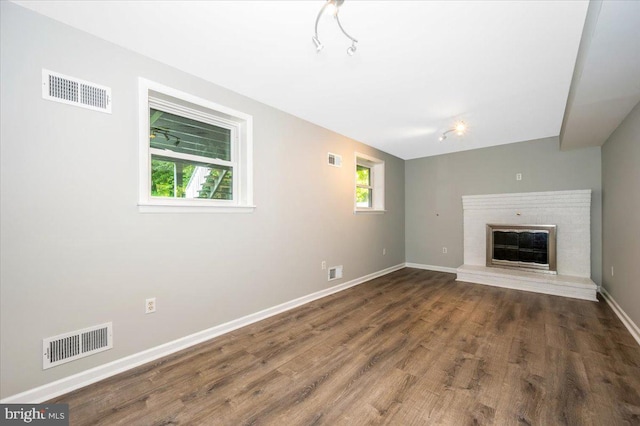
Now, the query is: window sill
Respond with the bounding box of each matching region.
[354,209,386,215]
[138,202,256,214]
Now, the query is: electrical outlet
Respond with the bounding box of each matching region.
[611,266,614,276]
[145,297,156,314]
[516,173,522,181]
[321,261,326,270]
[442,247,447,254]
[383,248,386,255]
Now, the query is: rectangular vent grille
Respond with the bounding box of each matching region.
[328,265,343,281]
[43,322,113,370]
[42,69,112,113]
[48,74,78,103]
[81,84,108,110]
[328,153,342,167]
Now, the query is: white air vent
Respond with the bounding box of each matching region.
[328,265,343,281]
[328,153,342,167]
[42,69,112,113]
[43,322,113,370]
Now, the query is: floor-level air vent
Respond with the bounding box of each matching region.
[42,69,112,113]
[43,322,113,370]
[328,265,343,281]
[328,152,342,167]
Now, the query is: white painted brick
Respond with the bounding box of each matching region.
[462,190,592,278]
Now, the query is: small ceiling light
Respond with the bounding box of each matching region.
[313,0,358,55]
[439,121,467,141]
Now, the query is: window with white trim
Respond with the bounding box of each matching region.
[138,79,253,213]
[355,153,385,213]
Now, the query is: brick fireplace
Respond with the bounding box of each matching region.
[456,190,597,301]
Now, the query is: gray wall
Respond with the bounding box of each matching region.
[0,3,405,399]
[405,137,602,284]
[602,101,640,328]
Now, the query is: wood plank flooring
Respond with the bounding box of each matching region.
[49,268,640,425]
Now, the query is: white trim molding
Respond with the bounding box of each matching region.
[0,263,405,404]
[404,263,457,274]
[600,287,640,347]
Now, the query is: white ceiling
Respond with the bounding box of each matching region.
[13,1,610,159]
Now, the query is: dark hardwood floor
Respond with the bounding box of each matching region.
[50,268,640,425]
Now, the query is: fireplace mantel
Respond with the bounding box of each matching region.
[456,190,597,301]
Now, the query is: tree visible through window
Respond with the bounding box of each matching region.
[355,153,385,212]
[356,165,372,208]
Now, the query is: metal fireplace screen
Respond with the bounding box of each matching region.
[486,224,557,274]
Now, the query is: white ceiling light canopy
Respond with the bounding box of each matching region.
[313,0,358,55]
[439,121,467,141]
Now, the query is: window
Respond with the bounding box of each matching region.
[138,79,254,212]
[356,165,372,208]
[355,153,385,213]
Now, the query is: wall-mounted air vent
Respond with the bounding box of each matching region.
[328,265,343,281]
[328,153,342,167]
[42,69,112,113]
[43,322,113,370]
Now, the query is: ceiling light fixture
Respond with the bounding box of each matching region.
[313,0,358,55]
[439,121,467,141]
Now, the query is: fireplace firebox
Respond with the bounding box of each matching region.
[486,224,557,274]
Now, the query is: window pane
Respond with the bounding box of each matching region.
[151,154,233,200]
[150,108,231,161]
[356,165,371,186]
[356,187,372,208]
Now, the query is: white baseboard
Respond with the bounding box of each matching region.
[404,262,457,274]
[1,263,405,404]
[600,287,640,347]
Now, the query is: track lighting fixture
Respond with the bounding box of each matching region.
[313,0,358,55]
[439,121,467,141]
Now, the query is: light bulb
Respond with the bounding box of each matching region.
[455,121,467,135]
